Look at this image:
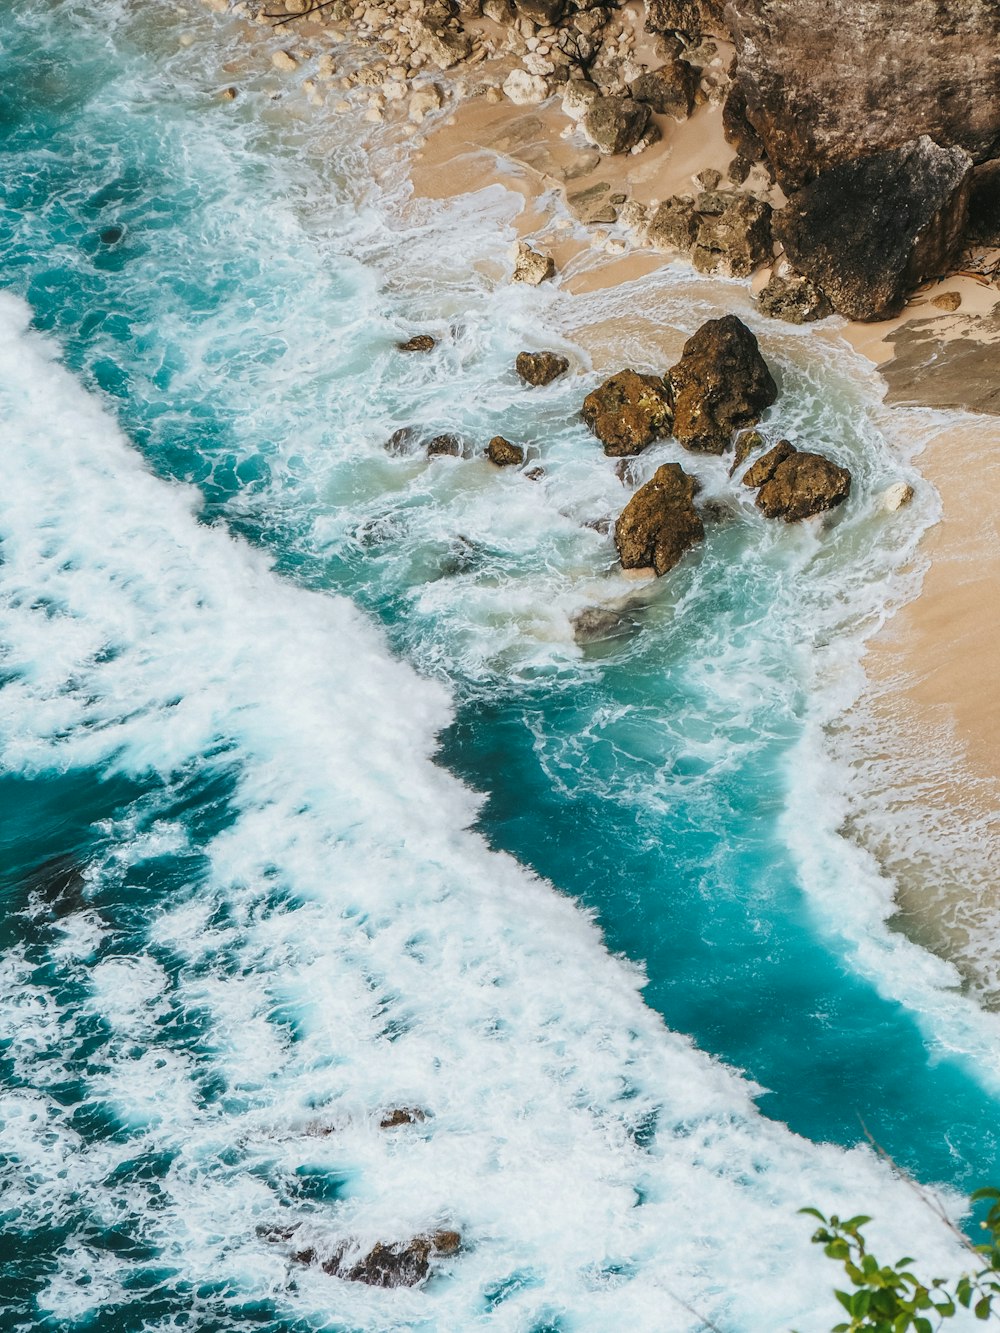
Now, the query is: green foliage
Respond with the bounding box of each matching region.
[803,1187,1000,1332]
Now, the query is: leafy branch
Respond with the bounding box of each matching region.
[802,1188,1000,1332]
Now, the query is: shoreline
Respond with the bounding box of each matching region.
[206,0,999,995]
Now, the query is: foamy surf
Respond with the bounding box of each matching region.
[0,292,977,1332]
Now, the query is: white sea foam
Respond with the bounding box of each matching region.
[0,292,984,1330]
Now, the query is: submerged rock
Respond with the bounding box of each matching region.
[426,434,465,458]
[756,270,833,324]
[515,350,569,386]
[773,137,972,321]
[486,435,525,466]
[397,334,437,352]
[754,450,851,521]
[581,369,673,456]
[615,462,704,576]
[379,1107,427,1128]
[277,1230,462,1289]
[668,315,777,453]
[571,606,637,643]
[582,96,653,155]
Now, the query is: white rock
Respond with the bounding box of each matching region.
[408,85,442,122]
[271,50,298,71]
[881,481,915,512]
[512,240,556,285]
[522,52,555,77]
[560,80,599,120]
[502,68,550,105]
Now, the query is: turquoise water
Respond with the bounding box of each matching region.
[1,3,998,1330]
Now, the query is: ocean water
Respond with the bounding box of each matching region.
[0,3,998,1330]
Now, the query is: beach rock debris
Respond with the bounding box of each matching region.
[512,241,556,285]
[487,435,526,466]
[742,443,852,521]
[756,270,833,324]
[614,462,705,576]
[582,96,654,155]
[397,334,437,352]
[773,137,973,321]
[668,315,777,454]
[582,368,673,456]
[628,60,697,119]
[691,192,773,278]
[515,350,570,386]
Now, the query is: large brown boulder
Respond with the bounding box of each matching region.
[582,369,673,456]
[741,439,795,487]
[668,315,777,453]
[725,0,1000,192]
[754,450,851,521]
[629,61,698,119]
[615,462,705,575]
[774,137,972,321]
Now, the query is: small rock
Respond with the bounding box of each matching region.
[427,434,464,457]
[512,241,556,284]
[757,271,833,324]
[729,427,766,475]
[482,0,515,19]
[398,333,437,352]
[524,465,545,480]
[502,68,551,105]
[696,167,722,189]
[669,315,778,454]
[272,50,298,71]
[582,96,651,155]
[755,451,852,522]
[614,462,705,576]
[385,426,418,455]
[727,154,752,184]
[487,435,525,466]
[561,80,600,121]
[582,369,673,456]
[644,196,698,252]
[218,86,238,101]
[99,225,124,245]
[881,480,915,511]
[379,1107,427,1127]
[408,85,442,122]
[515,350,569,385]
[691,194,773,278]
[931,290,962,312]
[741,439,796,488]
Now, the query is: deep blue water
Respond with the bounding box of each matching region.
[1,3,998,1330]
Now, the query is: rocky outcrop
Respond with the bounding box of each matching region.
[614,462,704,575]
[427,433,465,457]
[379,1107,427,1127]
[668,315,777,453]
[725,0,1000,192]
[397,334,437,352]
[487,435,525,466]
[516,350,569,385]
[774,137,972,321]
[644,0,726,37]
[690,192,772,277]
[748,446,852,521]
[581,369,673,455]
[756,271,832,324]
[277,1230,462,1288]
[582,96,654,155]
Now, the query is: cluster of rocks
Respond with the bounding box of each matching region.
[581,316,852,575]
[261,1223,461,1288]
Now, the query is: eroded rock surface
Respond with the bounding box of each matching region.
[487,435,525,466]
[582,96,653,155]
[691,193,773,277]
[774,137,972,320]
[725,0,1000,191]
[668,315,777,453]
[614,462,704,575]
[582,369,673,455]
[756,270,833,323]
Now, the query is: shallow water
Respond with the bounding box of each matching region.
[0,3,998,1330]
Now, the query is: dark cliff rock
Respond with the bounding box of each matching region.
[614,462,704,575]
[774,137,972,321]
[668,315,777,453]
[725,0,1000,191]
[582,369,673,455]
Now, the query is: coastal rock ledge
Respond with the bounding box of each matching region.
[615,462,704,575]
